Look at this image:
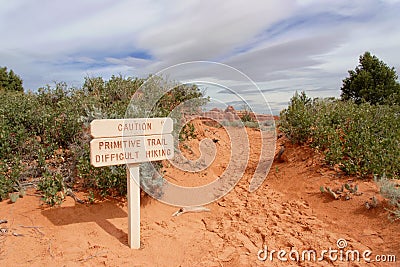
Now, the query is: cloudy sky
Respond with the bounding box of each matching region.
[1,0,400,113]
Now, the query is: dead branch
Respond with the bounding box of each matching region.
[79,250,108,262]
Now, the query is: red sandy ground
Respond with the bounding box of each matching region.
[0,121,399,266]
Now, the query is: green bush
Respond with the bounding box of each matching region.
[0,158,22,201]
[280,91,400,179]
[38,172,65,206]
[0,75,208,204]
[279,91,313,143]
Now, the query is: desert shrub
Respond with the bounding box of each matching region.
[76,75,208,198]
[279,91,313,143]
[375,174,400,220]
[0,158,22,201]
[221,120,261,129]
[74,141,127,197]
[280,91,400,179]
[38,171,65,206]
[243,121,259,129]
[82,75,143,115]
[0,75,208,204]
[179,122,197,141]
[220,120,244,128]
[0,84,89,201]
[240,105,255,123]
[241,112,253,123]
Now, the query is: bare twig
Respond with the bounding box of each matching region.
[79,250,108,262]
[18,225,45,236]
[18,225,43,229]
[66,189,85,204]
[172,206,210,217]
[12,232,24,237]
[33,228,45,236]
[18,182,37,187]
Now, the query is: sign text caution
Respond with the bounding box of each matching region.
[90,118,173,138]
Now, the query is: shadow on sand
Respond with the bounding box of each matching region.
[41,200,128,245]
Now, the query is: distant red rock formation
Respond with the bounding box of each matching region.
[210,108,222,112]
[185,106,274,123]
[224,105,235,113]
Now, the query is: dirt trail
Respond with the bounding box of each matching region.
[0,122,399,266]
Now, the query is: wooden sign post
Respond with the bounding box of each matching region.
[90,118,174,249]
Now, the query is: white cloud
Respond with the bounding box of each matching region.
[0,0,399,112]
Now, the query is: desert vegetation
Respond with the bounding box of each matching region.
[0,74,207,204]
[1,52,399,220]
[280,52,400,219]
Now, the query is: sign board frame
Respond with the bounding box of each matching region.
[89,118,174,249]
